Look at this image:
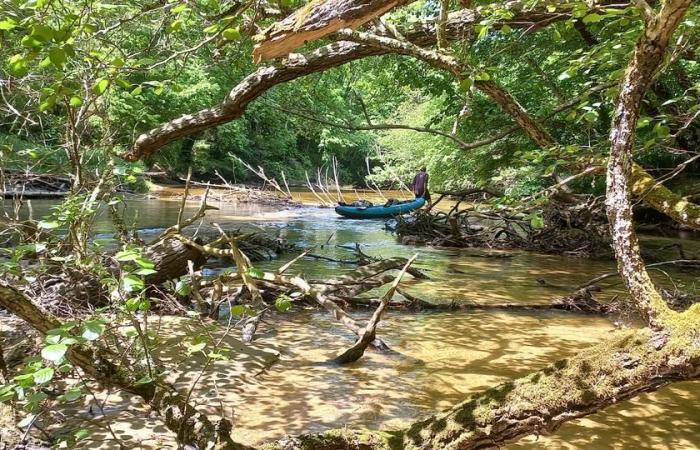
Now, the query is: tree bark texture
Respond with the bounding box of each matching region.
[605,0,692,327]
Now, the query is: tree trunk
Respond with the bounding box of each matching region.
[605,0,692,327]
[144,237,208,284]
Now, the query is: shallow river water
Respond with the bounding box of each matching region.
[12,192,700,449]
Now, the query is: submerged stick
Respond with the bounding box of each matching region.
[334,254,417,364]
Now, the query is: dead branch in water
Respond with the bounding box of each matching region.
[230,154,293,199]
[334,254,417,364]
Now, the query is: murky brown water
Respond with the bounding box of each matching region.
[8,191,700,449]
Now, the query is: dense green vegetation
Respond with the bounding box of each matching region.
[2,0,698,192]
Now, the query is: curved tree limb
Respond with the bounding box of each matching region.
[127,2,623,160]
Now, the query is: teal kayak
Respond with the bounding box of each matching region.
[335,197,425,219]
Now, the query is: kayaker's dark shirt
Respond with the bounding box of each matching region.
[412,171,429,198]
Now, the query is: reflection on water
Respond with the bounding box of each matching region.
[7,193,700,449]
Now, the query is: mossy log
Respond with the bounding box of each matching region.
[630,163,700,230]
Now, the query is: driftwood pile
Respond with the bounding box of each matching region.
[397,197,611,257]
[1,170,71,198]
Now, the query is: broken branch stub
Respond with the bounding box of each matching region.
[253,0,411,63]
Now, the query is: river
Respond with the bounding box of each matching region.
[7,191,700,449]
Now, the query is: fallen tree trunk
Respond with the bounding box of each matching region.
[392,286,615,315]
[144,237,208,284]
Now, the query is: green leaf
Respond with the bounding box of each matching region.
[274,295,292,312]
[58,388,82,402]
[582,13,603,23]
[458,78,472,93]
[48,47,66,67]
[558,69,575,81]
[187,342,206,354]
[167,19,183,33]
[115,249,139,261]
[41,344,68,361]
[57,363,73,373]
[31,24,54,42]
[222,27,241,41]
[135,268,157,276]
[175,279,191,296]
[33,367,54,384]
[69,96,83,107]
[125,297,141,312]
[654,123,670,137]
[8,54,29,76]
[92,78,110,95]
[17,414,36,428]
[230,305,248,316]
[82,320,105,341]
[38,95,56,112]
[246,267,264,279]
[203,24,219,34]
[530,214,545,229]
[0,18,17,30]
[0,385,17,402]
[636,117,651,129]
[134,375,153,386]
[134,257,154,269]
[74,429,92,441]
[21,35,43,48]
[123,274,145,292]
[14,373,35,388]
[474,71,490,81]
[39,220,61,230]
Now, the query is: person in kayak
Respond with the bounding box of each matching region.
[411,166,431,206]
